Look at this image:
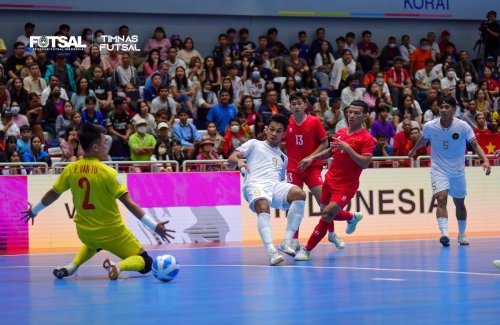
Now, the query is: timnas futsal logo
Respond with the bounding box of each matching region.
[29,35,86,51]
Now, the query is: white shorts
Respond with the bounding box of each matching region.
[430,169,467,198]
[243,182,295,213]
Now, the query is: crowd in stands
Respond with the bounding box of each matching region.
[0,14,499,174]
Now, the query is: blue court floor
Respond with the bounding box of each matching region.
[1,237,500,325]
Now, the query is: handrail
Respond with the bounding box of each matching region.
[415,154,498,168]
[182,159,231,171]
[0,162,49,174]
[52,160,180,172]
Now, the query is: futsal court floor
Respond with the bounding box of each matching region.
[1,237,500,325]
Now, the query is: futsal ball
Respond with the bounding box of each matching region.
[152,254,179,282]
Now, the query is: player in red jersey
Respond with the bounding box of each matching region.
[294,100,374,260]
[284,92,345,252]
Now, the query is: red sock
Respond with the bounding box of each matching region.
[293,229,299,239]
[328,220,334,232]
[335,210,353,221]
[305,220,329,251]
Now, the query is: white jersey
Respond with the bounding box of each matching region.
[422,118,475,177]
[236,139,287,186]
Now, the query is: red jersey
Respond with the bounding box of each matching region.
[285,115,328,173]
[325,128,374,191]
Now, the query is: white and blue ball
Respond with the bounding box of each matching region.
[152,254,179,282]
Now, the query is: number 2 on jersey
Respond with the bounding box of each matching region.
[295,134,303,146]
[78,177,95,210]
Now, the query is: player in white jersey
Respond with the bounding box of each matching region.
[409,96,491,247]
[228,114,306,265]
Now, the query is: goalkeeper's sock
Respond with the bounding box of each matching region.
[119,256,145,272]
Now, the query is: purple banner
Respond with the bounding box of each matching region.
[0,176,28,251]
[128,172,241,208]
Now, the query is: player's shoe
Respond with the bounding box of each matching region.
[346,212,363,234]
[294,248,311,261]
[268,250,284,266]
[53,267,74,279]
[278,240,296,257]
[103,258,120,280]
[439,235,450,247]
[291,239,301,252]
[493,260,500,269]
[458,234,470,245]
[328,232,345,249]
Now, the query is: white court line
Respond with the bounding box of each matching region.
[371,278,406,282]
[3,236,500,257]
[1,264,500,277]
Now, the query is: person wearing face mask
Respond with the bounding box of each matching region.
[410,38,433,76]
[10,101,29,128]
[150,139,174,173]
[243,69,266,109]
[222,118,248,158]
[128,118,156,170]
[329,49,357,97]
[0,109,20,138]
[463,72,478,98]
[340,75,364,110]
[79,28,93,59]
[440,66,458,96]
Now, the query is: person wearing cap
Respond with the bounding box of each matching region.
[386,56,412,106]
[438,29,457,55]
[0,109,20,138]
[482,10,500,60]
[172,108,201,158]
[195,137,222,171]
[480,56,500,80]
[128,117,156,167]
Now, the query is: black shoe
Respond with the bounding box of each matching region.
[439,235,450,247]
[53,268,69,279]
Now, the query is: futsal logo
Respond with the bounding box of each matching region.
[452,133,459,140]
[38,36,49,48]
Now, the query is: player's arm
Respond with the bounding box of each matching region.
[332,137,372,169]
[118,192,175,242]
[228,150,248,171]
[297,139,329,170]
[20,189,61,225]
[408,135,429,159]
[469,139,491,175]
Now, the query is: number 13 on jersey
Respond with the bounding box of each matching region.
[295,134,303,146]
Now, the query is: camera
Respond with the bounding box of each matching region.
[479,21,490,40]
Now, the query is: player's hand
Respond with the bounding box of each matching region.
[482,162,491,176]
[20,202,36,225]
[331,137,349,152]
[494,150,500,158]
[237,160,249,173]
[155,220,176,243]
[297,157,313,171]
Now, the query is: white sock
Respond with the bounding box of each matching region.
[258,213,275,253]
[437,217,449,236]
[65,263,78,275]
[458,219,467,235]
[285,200,305,241]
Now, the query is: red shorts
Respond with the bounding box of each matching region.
[320,182,356,208]
[286,167,323,189]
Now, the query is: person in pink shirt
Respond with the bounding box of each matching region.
[144,27,171,61]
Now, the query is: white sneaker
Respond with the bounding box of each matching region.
[268,250,284,266]
[294,248,311,261]
[328,232,345,249]
[103,258,120,280]
[346,212,363,234]
[458,234,469,245]
[291,239,301,252]
[278,240,296,257]
[493,260,500,269]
